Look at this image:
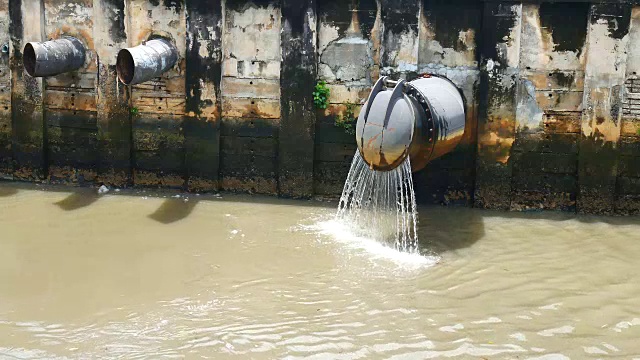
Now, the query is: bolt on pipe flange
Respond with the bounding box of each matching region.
[116,38,178,85]
[23,36,86,77]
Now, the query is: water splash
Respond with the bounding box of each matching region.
[337,151,419,253]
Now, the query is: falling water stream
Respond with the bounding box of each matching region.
[337,151,419,253]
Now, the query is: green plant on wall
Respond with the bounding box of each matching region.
[335,102,357,135]
[313,81,330,109]
[130,106,140,117]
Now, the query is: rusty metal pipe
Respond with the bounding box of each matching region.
[356,75,466,172]
[23,37,86,77]
[116,38,178,85]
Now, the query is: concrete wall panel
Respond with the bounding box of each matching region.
[579,4,631,214]
[0,0,11,178]
[10,0,46,181]
[415,0,481,206]
[220,0,281,195]
[127,0,187,189]
[314,0,376,196]
[474,2,522,210]
[1,0,640,215]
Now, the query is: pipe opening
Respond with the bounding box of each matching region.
[116,49,135,85]
[23,43,36,77]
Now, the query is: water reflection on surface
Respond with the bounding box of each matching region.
[0,183,639,359]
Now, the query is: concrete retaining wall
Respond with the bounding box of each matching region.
[3,0,640,215]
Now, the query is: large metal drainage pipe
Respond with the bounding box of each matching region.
[116,38,178,85]
[23,37,86,77]
[355,75,466,172]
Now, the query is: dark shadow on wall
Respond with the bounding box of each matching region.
[55,192,100,211]
[148,197,199,224]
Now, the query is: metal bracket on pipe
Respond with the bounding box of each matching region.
[382,79,406,128]
[362,76,387,122]
[382,78,411,91]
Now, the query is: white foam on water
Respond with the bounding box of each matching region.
[304,218,439,270]
[300,151,438,270]
[537,325,574,337]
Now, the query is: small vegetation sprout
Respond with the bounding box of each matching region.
[313,81,330,109]
[335,102,357,135]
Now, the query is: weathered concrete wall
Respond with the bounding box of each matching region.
[184,0,222,192]
[618,6,640,214]
[129,0,187,188]
[44,0,98,185]
[94,0,130,188]
[511,2,588,211]
[578,4,631,214]
[475,2,522,210]
[221,0,280,195]
[4,0,640,215]
[315,0,376,195]
[415,0,481,206]
[10,0,45,181]
[0,0,10,179]
[279,0,317,197]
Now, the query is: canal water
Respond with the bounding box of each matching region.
[0,183,639,359]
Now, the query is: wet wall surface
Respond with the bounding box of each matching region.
[3,0,640,214]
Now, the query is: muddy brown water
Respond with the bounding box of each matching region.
[0,183,639,359]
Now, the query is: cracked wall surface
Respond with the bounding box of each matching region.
[3,0,640,214]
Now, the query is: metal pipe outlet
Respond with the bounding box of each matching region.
[355,75,466,172]
[23,37,86,77]
[116,38,178,85]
